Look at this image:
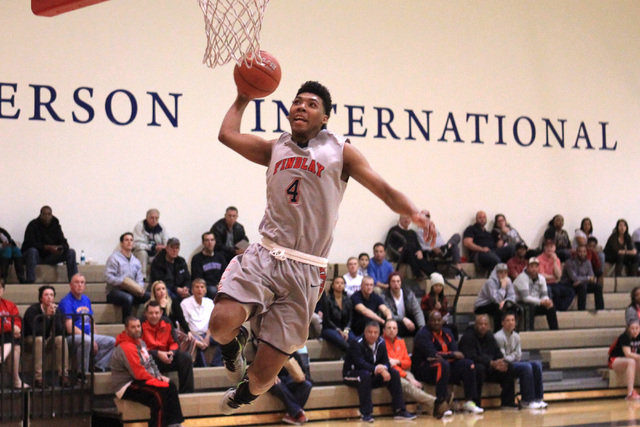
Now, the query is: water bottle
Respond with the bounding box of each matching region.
[80,250,86,265]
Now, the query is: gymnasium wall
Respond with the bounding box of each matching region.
[1,0,638,264]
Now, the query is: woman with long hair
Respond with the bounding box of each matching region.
[542,214,571,262]
[608,319,640,400]
[148,280,190,333]
[321,276,355,352]
[604,219,638,277]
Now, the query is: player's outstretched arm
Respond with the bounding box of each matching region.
[218,94,274,167]
[343,143,436,246]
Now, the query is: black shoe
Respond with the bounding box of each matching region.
[439,245,450,259]
[222,326,248,384]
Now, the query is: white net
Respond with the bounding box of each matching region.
[198,0,270,68]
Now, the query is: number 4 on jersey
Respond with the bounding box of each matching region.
[286,179,301,204]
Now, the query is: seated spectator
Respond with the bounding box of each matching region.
[59,274,116,373]
[110,316,185,427]
[542,214,571,262]
[350,276,392,337]
[321,277,355,352]
[417,213,462,271]
[513,258,558,331]
[495,312,547,409]
[0,226,25,283]
[604,219,638,277]
[562,244,604,311]
[210,206,249,264]
[463,211,514,273]
[358,253,370,277]
[474,264,518,332]
[458,314,517,409]
[421,273,457,338]
[150,238,191,301]
[0,278,26,388]
[180,279,221,367]
[367,243,394,293]
[411,311,482,414]
[608,319,640,401]
[105,232,150,322]
[133,208,169,277]
[308,291,323,340]
[539,240,574,311]
[383,272,425,337]
[268,356,312,425]
[383,319,450,419]
[190,232,227,300]
[492,214,527,249]
[574,217,594,248]
[343,257,363,296]
[21,206,77,284]
[343,321,416,423]
[385,215,433,278]
[507,242,529,281]
[149,280,190,333]
[141,301,194,393]
[587,237,605,279]
[23,285,70,388]
[626,287,640,326]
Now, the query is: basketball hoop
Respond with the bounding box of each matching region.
[197,0,270,68]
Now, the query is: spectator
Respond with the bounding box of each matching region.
[383,319,450,419]
[343,321,416,423]
[308,291,323,340]
[133,208,169,277]
[574,217,594,248]
[21,206,77,284]
[420,272,449,320]
[141,301,194,393]
[268,356,312,425]
[180,278,221,367]
[385,215,432,278]
[507,242,529,281]
[513,258,558,331]
[358,253,370,277]
[0,226,25,283]
[105,232,150,322]
[367,243,394,293]
[350,276,392,337]
[191,232,227,300]
[474,264,518,332]
[542,214,571,262]
[150,238,191,301]
[495,312,547,409]
[608,319,640,401]
[321,276,355,352]
[23,285,70,388]
[458,314,517,409]
[587,237,605,279]
[492,214,526,248]
[626,287,640,326]
[383,272,425,337]
[411,311,482,414]
[604,219,638,277]
[59,273,115,373]
[463,211,514,273]
[539,240,574,312]
[148,280,195,355]
[343,257,363,296]
[0,278,26,388]
[562,244,604,311]
[417,218,462,271]
[210,206,249,264]
[110,316,185,427]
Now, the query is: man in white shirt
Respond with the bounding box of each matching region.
[180,278,220,367]
[343,257,363,296]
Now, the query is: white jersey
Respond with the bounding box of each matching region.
[259,129,348,258]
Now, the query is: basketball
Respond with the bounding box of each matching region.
[233,51,282,99]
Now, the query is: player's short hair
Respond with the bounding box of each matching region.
[120,232,133,242]
[296,81,332,118]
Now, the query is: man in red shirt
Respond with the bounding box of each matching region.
[141,301,194,393]
[383,319,450,418]
[0,278,26,388]
[507,242,529,281]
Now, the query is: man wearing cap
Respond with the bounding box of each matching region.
[507,242,529,281]
[474,264,518,332]
[149,238,191,301]
[513,258,558,330]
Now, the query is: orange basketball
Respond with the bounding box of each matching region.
[233,51,282,99]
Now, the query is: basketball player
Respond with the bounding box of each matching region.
[212,81,435,415]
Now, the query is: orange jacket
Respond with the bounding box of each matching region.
[384,335,411,378]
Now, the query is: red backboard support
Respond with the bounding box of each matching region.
[32,0,111,17]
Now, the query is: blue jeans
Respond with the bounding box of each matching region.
[106,288,151,321]
[194,333,222,367]
[477,246,514,271]
[269,377,313,417]
[23,247,77,283]
[66,333,115,372]
[320,328,356,352]
[1,246,21,259]
[512,361,544,403]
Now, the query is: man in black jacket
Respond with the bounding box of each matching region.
[190,232,227,300]
[458,314,517,408]
[22,206,77,284]
[343,321,416,423]
[0,226,25,282]
[149,238,191,301]
[210,207,249,263]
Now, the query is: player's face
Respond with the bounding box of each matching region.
[288,93,329,141]
[40,289,55,307]
[629,322,640,339]
[202,234,215,252]
[126,319,142,339]
[192,282,207,299]
[146,305,162,325]
[332,278,345,294]
[121,234,134,251]
[475,316,490,337]
[364,325,380,346]
[502,315,516,333]
[384,321,398,340]
[347,259,358,274]
[389,275,402,292]
[70,275,86,297]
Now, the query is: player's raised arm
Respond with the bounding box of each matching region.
[343,142,436,246]
[218,94,274,167]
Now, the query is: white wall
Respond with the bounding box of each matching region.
[1,0,638,264]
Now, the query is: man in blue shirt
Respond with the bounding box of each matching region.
[367,243,394,293]
[59,273,115,373]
